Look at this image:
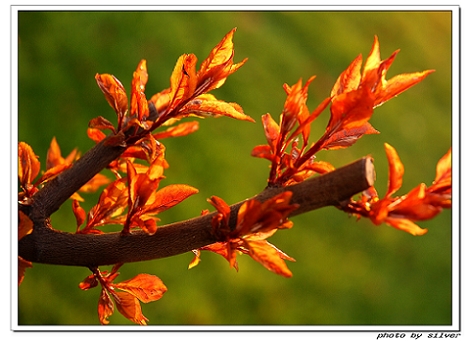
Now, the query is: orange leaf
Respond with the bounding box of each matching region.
[328,85,375,134]
[430,148,452,192]
[197,27,247,93]
[36,163,71,185]
[180,94,254,122]
[197,241,240,271]
[79,173,111,193]
[384,143,404,198]
[78,274,99,291]
[18,256,33,286]
[126,159,139,213]
[390,183,442,221]
[198,28,236,79]
[153,121,199,140]
[251,145,275,162]
[281,77,315,135]
[188,249,201,269]
[46,136,62,169]
[236,192,297,236]
[136,170,163,210]
[72,200,86,230]
[44,137,79,172]
[87,127,107,143]
[114,274,167,303]
[167,54,198,113]
[88,116,116,134]
[360,36,434,108]
[320,122,379,150]
[384,217,428,236]
[18,142,40,188]
[86,178,128,229]
[374,70,434,108]
[361,35,383,86]
[95,73,128,128]
[130,60,149,121]
[301,160,335,174]
[145,184,199,215]
[112,291,148,325]
[208,195,231,233]
[18,211,33,240]
[290,160,336,183]
[208,196,231,218]
[261,113,280,152]
[331,54,362,97]
[98,288,114,325]
[244,238,294,278]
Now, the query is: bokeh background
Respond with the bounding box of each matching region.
[17,10,453,326]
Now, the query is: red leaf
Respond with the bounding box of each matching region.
[384,143,404,198]
[390,183,442,222]
[72,200,86,230]
[290,160,336,183]
[18,256,33,286]
[197,27,247,93]
[95,73,128,128]
[251,145,275,162]
[130,60,149,121]
[18,211,33,240]
[112,291,149,325]
[153,121,199,140]
[280,77,315,136]
[328,85,375,136]
[360,36,434,108]
[45,136,62,169]
[166,54,198,113]
[78,274,99,291]
[384,217,428,236]
[261,113,280,152]
[88,116,116,134]
[180,94,254,122]
[114,274,167,303]
[208,196,231,219]
[374,70,434,108]
[145,184,199,215]
[331,54,362,97]
[87,128,106,143]
[126,160,139,216]
[135,158,165,208]
[98,288,114,325]
[86,178,128,230]
[79,173,111,193]
[36,164,71,185]
[361,35,383,88]
[243,238,294,278]
[429,148,452,194]
[320,122,379,150]
[197,241,240,271]
[188,249,202,269]
[235,192,298,236]
[18,142,41,189]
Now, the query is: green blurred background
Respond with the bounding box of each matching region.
[17,10,453,326]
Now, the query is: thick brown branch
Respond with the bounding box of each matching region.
[30,136,126,221]
[18,157,375,267]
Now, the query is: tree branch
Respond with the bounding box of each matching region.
[18,157,375,267]
[29,136,127,222]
